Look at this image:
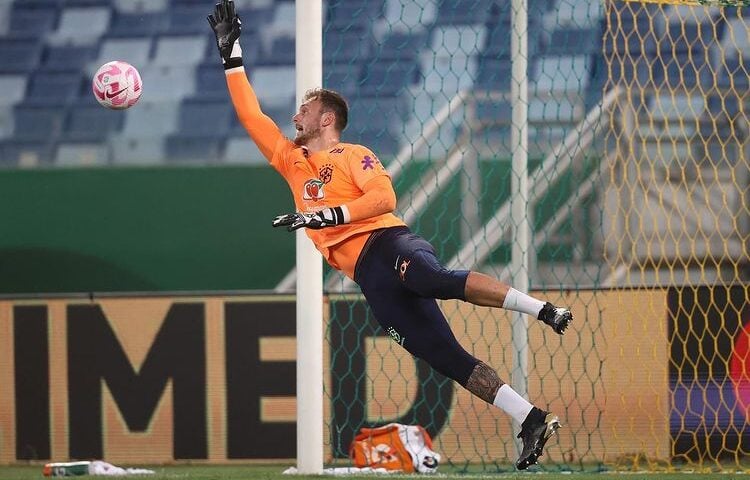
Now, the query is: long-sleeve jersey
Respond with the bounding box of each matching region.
[226,69,406,279]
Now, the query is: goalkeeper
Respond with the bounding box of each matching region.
[209,0,571,470]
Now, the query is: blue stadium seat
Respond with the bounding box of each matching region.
[541,27,600,55]
[257,35,295,66]
[177,98,232,137]
[0,140,55,167]
[165,134,223,163]
[348,128,400,157]
[250,66,295,109]
[121,100,180,137]
[652,52,713,90]
[381,0,435,35]
[7,4,59,39]
[39,45,98,73]
[23,71,83,106]
[54,142,110,166]
[327,0,384,30]
[47,7,111,46]
[108,10,165,37]
[0,40,42,74]
[324,29,372,65]
[359,60,419,96]
[196,64,228,100]
[532,54,590,92]
[62,104,124,142]
[138,65,196,101]
[375,32,426,61]
[475,56,512,91]
[323,64,362,98]
[160,4,209,34]
[151,34,208,66]
[93,37,152,71]
[12,105,66,141]
[347,96,408,133]
[435,0,502,26]
[0,75,28,107]
[110,135,165,164]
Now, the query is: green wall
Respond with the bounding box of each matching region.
[0,166,295,294]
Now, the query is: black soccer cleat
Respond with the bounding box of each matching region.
[515,408,561,470]
[537,302,572,335]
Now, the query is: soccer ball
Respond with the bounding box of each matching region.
[92,61,143,110]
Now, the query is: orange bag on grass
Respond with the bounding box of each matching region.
[349,423,441,473]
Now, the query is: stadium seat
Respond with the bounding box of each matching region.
[0,139,55,167]
[359,60,419,96]
[430,25,487,59]
[0,39,42,73]
[540,26,600,55]
[121,99,180,137]
[323,63,362,98]
[532,54,590,92]
[323,29,373,65]
[12,105,66,141]
[328,0,385,30]
[39,44,98,72]
[222,136,266,164]
[435,0,500,26]
[161,4,210,35]
[47,7,111,46]
[250,66,295,109]
[375,32,427,61]
[165,134,222,163]
[138,65,196,101]
[259,35,294,66]
[54,142,110,166]
[548,0,602,29]
[108,10,165,37]
[0,75,27,106]
[421,53,478,94]
[261,2,295,55]
[63,104,124,142]
[0,106,13,140]
[195,64,229,100]
[92,38,152,74]
[475,56,513,91]
[379,0,433,35]
[348,127,401,156]
[151,34,208,66]
[7,4,58,39]
[110,135,165,164]
[177,98,233,137]
[721,17,749,59]
[23,71,83,106]
[112,0,168,13]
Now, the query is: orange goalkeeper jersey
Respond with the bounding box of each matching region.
[226,69,406,278]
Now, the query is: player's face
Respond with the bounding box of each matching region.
[293,98,323,146]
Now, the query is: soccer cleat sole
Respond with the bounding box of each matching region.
[515,414,561,470]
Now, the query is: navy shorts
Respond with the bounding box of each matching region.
[353,226,479,385]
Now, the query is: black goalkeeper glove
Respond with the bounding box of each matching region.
[272,207,349,232]
[207,0,243,69]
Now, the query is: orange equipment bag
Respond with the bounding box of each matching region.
[349,423,440,473]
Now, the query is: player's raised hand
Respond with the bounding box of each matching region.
[207,0,242,67]
[272,207,348,231]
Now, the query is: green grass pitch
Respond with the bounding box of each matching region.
[0,465,743,480]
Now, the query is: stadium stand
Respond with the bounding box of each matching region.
[0,0,745,166]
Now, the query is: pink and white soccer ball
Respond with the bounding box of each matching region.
[92,60,143,110]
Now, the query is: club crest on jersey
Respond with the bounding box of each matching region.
[319,164,333,184]
[303,179,325,200]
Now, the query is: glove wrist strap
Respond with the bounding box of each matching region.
[222,41,243,70]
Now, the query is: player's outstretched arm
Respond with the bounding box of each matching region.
[208,0,286,162]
